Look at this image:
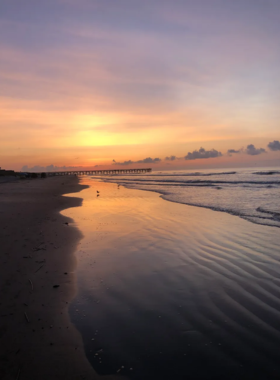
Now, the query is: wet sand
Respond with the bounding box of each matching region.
[64,178,280,380]
[0,176,123,380]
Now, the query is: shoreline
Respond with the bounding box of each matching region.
[0,176,122,380]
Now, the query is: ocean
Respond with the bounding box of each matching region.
[99,167,280,229]
[63,167,280,380]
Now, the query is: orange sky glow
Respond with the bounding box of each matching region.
[1,1,279,171]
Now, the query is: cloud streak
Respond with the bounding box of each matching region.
[227,148,242,155]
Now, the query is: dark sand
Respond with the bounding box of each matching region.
[64,178,280,380]
[0,176,124,380]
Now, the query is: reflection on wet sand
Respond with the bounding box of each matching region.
[63,178,280,380]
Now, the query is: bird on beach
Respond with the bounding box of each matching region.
[97,190,100,194]
[97,194,100,197]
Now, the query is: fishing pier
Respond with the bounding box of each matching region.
[44,168,152,176]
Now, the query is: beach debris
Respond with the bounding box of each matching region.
[97,190,100,193]
[64,222,69,225]
[64,272,68,275]
[23,255,32,259]
[24,312,30,323]
[35,264,44,273]
[117,366,125,373]
[28,279,33,291]
[53,285,60,288]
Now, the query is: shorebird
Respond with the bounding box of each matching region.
[97,190,100,194]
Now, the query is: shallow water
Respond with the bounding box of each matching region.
[63,178,280,379]
[98,167,280,228]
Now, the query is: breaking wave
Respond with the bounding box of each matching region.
[253,171,280,175]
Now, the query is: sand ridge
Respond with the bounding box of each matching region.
[0,176,124,380]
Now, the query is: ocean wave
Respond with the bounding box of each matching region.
[158,196,280,229]
[102,177,280,228]
[142,191,280,228]
[144,171,237,177]
[102,178,280,186]
[95,169,280,229]
[256,207,280,221]
[253,171,280,175]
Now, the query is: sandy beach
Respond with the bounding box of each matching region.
[0,176,123,380]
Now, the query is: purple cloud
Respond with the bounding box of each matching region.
[268,140,280,151]
[245,144,266,156]
[184,147,222,160]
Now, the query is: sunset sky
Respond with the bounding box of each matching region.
[1,0,280,171]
